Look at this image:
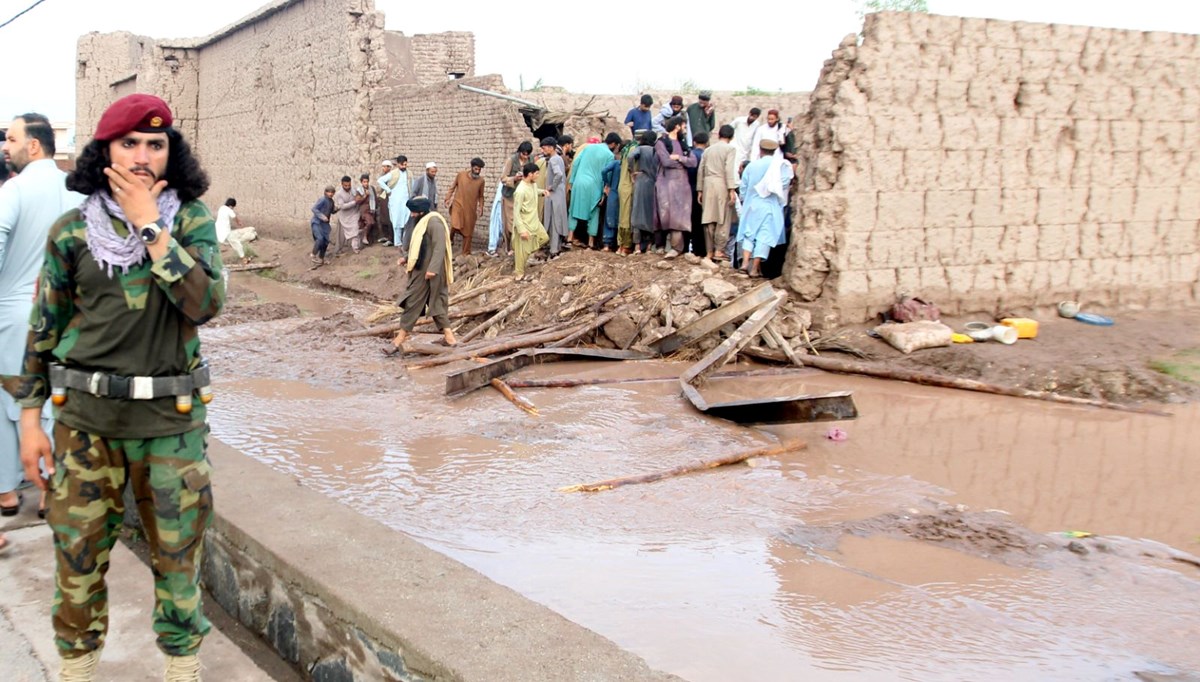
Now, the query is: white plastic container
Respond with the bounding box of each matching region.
[991,325,1018,345]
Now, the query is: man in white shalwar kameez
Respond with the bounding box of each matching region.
[737,138,792,278]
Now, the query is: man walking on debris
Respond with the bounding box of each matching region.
[513,163,549,281]
[541,137,569,258]
[333,175,360,254]
[445,158,486,255]
[0,112,84,553]
[1,93,224,682]
[697,124,738,264]
[310,185,334,264]
[738,138,793,277]
[389,196,456,351]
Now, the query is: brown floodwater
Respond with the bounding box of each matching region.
[206,277,1200,681]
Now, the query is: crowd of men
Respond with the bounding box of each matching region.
[308,91,800,281]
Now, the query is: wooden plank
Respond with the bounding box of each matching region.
[443,347,653,397]
[679,292,784,385]
[647,281,776,356]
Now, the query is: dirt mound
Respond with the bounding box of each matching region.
[292,311,364,336]
[209,302,302,327]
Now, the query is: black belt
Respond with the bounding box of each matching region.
[49,364,211,400]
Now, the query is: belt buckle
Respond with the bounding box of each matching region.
[131,376,154,400]
[107,375,131,399]
[88,372,104,396]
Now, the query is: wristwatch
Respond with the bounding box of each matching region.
[139,218,168,245]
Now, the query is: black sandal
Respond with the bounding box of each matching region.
[0,492,21,517]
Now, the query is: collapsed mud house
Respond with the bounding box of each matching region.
[76,2,1200,323]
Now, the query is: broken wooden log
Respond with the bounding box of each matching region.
[782,351,1172,417]
[558,282,633,320]
[339,301,507,338]
[444,348,655,396]
[558,438,806,493]
[504,366,819,389]
[407,324,588,370]
[459,293,529,344]
[545,308,624,349]
[449,279,507,306]
[491,379,539,416]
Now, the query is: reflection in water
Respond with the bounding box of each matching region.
[207,360,1200,681]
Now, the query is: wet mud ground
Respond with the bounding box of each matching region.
[202,274,1200,681]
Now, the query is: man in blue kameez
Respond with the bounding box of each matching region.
[0,113,83,542]
[737,139,793,278]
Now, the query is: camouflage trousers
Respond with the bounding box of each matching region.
[48,422,214,658]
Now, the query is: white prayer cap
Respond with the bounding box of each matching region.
[381,159,393,167]
[425,161,437,169]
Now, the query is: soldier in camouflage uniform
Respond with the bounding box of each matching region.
[0,94,224,682]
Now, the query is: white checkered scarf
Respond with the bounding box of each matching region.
[82,189,181,277]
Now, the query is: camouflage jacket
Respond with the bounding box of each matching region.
[1,199,225,438]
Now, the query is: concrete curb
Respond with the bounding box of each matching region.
[203,440,680,681]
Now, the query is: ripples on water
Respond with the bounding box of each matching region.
[207,363,1200,681]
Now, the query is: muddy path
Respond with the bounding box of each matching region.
[204,273,1200,681]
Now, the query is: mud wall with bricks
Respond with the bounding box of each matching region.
[183,0,389,231]
[372,75,532,245]
[786,12,1200,323]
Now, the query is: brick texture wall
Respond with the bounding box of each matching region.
[187,0,387,229]
[786,12,1200,323]
[374,76,530,245]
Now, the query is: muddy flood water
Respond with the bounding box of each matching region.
[204,275,1200,681]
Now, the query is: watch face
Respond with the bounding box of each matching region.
[140,226,160,244]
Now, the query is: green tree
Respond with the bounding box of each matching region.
[856,0,928,19]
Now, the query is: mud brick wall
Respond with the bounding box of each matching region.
[374,76,532,245]
[76,33,202,143]
[184,0,388,230]
[786,12,1200,323]
[410,32,475,85]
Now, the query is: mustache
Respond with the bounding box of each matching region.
[129,165,159,180]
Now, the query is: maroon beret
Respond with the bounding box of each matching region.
[93,94,173,142]
[670,95,684,106]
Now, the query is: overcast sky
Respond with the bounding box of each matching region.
[1,0,1198,128]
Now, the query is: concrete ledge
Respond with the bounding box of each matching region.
[202,440,678,681]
